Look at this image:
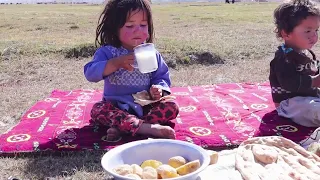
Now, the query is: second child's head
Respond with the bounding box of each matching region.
[96,0,154,50]
[274,0,320,50]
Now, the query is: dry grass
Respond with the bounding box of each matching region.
[1,3,278,59]
[1,2,319,179]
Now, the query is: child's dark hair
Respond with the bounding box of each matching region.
[95,0,154,47]
[274,0,320,39]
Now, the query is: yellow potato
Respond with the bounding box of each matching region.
[208,151,219,165]
[142,166,158,179]
[113,164,133,176]
[125,174,142,179]
[157,164,180,179]
[176,159,201,176]
[131,164,143,177]
[168,156,187,168]
[140,160,163,169]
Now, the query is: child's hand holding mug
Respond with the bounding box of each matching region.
[112,53,135,71]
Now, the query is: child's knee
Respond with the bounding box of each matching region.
[90,101,114,119]
[169,101,180,114]
[163,101,180,119]
[282,97,320,127]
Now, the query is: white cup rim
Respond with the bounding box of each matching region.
[133,43,154,51]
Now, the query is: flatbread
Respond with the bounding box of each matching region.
[235,136,320,180]
[307,142,320,157]
[132,90,176,106]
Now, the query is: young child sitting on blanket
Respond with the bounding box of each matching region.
[84,0,179,141]
[270,0,320,127]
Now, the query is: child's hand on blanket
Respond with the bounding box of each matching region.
[150,85,163,100]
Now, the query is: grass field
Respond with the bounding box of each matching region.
[1,2,318,179]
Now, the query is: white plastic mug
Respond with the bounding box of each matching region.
[132,43,158,73]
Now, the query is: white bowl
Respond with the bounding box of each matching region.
[101,139,210,180]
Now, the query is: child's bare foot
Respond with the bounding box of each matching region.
[106,127,121,142]
[137,123,176,139]
[150,124,176,139]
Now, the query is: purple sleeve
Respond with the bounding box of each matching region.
[84,47,112,82]
[151,52,171,93]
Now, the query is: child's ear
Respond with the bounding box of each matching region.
[280,30,290,40]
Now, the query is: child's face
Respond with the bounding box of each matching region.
[119,10,149,50]
[284,16,320,50]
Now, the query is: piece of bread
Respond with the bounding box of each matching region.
[235,136,320,180]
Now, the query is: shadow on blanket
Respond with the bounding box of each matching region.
[37,124,147,153]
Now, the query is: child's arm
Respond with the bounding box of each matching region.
[311,74,320,87]
[150,52,171,94]
[84,47,112,82]
[102,54,134,76]
[84,47,134,82]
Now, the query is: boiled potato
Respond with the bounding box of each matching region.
[113,164,133,176]
[168,156,187,168]
[208,151,219,165]
[142,166,158,179]
[140,159,162,169]
[115,156,201,178]
[157,164,180,178]
[176,160,200,175]
[125,174,141,179]
[131,164,143,177]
